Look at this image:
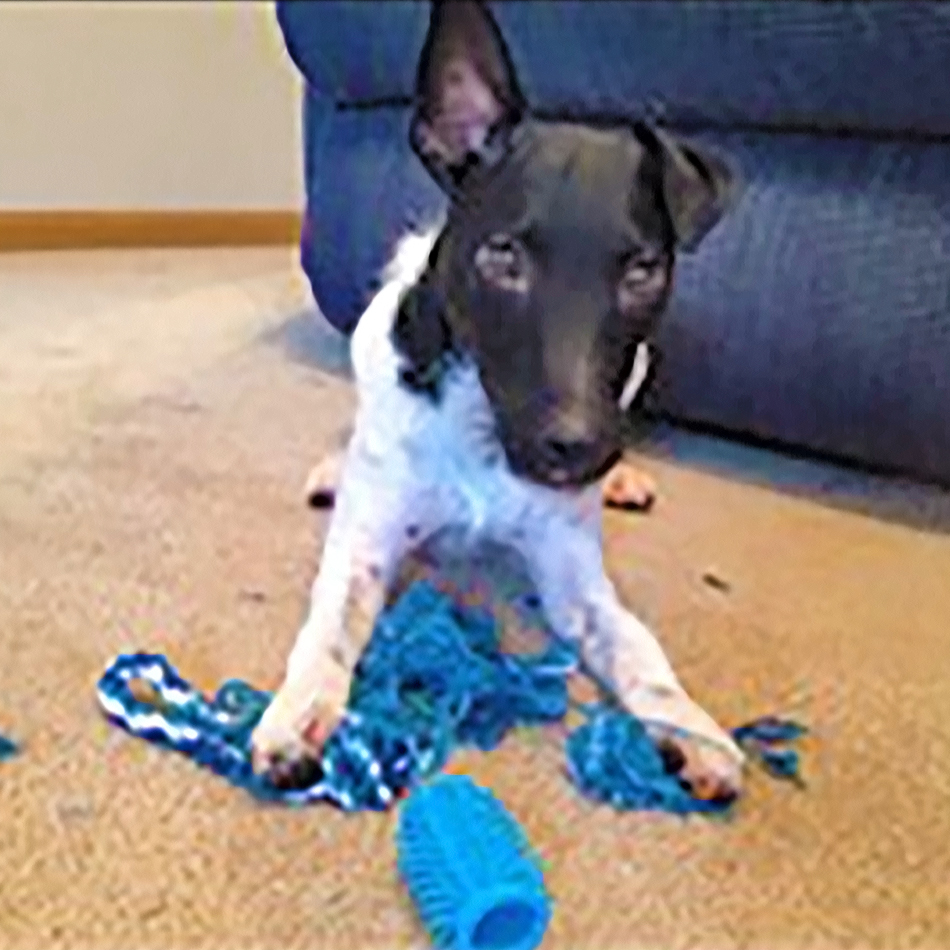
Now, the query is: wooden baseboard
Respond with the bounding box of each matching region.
[0,209,303,252]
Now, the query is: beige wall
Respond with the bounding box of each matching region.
[0,1,303,211]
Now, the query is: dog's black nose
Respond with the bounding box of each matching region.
[526,414,619,486]
[543,436,600,469]
[538,412,599,462]
[537,433,616,486]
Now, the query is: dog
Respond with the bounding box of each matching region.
[252,0,745,801]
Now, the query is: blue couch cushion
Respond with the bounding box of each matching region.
[278,1,950,137]
[657,131,950,485]
[298,97,445,334]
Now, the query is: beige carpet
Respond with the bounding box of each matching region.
[1,248,948,950]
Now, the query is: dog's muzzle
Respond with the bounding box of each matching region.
[504,419,622,488]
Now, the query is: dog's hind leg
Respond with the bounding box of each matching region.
[602,460,657,511]
[304,445,348,508]
[606,341,658,511]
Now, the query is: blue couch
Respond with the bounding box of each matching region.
[275,1,950,489]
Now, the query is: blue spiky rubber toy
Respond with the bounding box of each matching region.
[397,774,551,950]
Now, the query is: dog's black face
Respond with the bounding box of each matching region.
[430,120,679,486]
[396,0,739,488]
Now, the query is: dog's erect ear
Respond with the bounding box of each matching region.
[635,124,741,253]
[411,0,526,195]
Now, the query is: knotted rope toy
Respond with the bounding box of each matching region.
[96,580,804,812]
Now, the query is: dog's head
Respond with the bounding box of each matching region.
[395,0,739,487]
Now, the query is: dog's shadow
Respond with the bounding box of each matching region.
[266,308,354,380]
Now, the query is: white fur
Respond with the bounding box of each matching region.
[252,226,744,780]
[619,340,651,412]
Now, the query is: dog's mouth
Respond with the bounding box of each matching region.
[506,442,622,490]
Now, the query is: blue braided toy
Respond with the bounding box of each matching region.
[0,734,18,761]
[96,580,805,812]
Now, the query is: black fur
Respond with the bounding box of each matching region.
[392,278,454,401]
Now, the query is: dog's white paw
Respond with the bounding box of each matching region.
[251,707,314,774]
[250,687,346,788]
[623,685,745,803]
[654,729,746,803]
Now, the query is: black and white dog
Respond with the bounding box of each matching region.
[253,0,745,801]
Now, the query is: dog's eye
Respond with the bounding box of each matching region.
[617,255,666,310]
[474,234,530,293]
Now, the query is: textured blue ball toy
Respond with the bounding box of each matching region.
[397,774,551,950]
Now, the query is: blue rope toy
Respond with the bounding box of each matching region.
[0,734,18,761]
[96,580,805,813]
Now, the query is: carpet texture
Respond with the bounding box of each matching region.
[0,248,948,950]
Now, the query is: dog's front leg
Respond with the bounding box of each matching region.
[522,507,745,801]
[251,456,429,784]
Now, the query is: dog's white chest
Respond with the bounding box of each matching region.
[359,345,519,532]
